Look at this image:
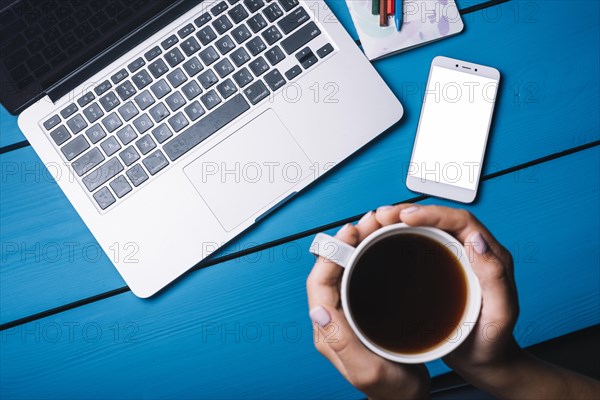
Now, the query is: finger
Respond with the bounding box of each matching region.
[374,204,413,226]
[400,205,502,256]
[355,211,382,242]
[310,305,389,382]
[309,307,350,379]
[307,224,359,311]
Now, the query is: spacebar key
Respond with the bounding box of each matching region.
[281,22,321,54]
[164,96,250,161]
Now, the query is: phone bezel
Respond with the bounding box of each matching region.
[406,56,500,203]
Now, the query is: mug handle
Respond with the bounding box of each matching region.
[309,233,356,268]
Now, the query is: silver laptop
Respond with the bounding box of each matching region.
[3,0,403,297]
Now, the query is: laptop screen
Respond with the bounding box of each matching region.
[0,0,183,114]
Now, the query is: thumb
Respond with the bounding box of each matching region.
[464,232,516,329]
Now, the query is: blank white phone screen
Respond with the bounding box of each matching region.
[410,66,498,190]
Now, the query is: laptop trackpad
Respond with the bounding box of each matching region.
[183,109,313,232]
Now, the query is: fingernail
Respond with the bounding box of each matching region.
[339,223,352,233]
[401,206,419,215]
[309,306,331,328]
[377,205,393,212]
[358,211,373,224]
[470,232,488,255]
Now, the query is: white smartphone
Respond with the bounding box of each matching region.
[406,56,500,203]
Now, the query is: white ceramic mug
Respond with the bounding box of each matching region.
[309,223,482,364]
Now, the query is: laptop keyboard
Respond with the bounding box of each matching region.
[40,0,335,211]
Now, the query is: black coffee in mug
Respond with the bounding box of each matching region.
[348,233,468,354]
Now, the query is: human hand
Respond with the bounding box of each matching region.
[398,205,520,376]
[306,205,430,400]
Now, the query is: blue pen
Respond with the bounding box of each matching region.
[394,0,403,31]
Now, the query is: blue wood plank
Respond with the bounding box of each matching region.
[2,2,599,322]
[1,147,598,398]
[0,106,23,148]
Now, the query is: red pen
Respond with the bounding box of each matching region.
[387,0,394,15]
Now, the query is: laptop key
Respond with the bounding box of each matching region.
[161,34,179,50]
[148,59,169,78]
[277,6,309,34]
[83,157,123,192]
[180,37,201,56]
[67,114,88,134]
[61,135,90,161]
[213,15,233,35]
[211,1,229,16]
[278,0,299,12]
[264,69,286,91]
[197,26,217,45]
[194,12,212,28]
[317,43,334,58]
[93,187,116,210]
[126,164,149,187]
[100,136,122,156]
[111,69,129,84]
[246,37,266,56]
[167,68,188,88]
[200,90,222,110]
[134,90,155,110]
[262,25,282,45]
[181,80,203,100]
[149,103,170,123]
[177,23,196,39]
[168,111,190,132]
[265,45,285,65]
[60,103,78,119]
[135,134,157,155]
[281,22,321,54]
[116,81,137,101]
[150,79,172,99]
[247,13,267,33]
[50,125,71,146]
[83,103,104,123]
[215,35,236,55]
[228,4,249,23]
[102,112,123,133]
[198,70,219,89]
[110,175,132,198]
[183,56,204,77]
[133,114,154,134]
[128,57,146,73]
[249,56,270,76]
[263,3,283,22]
[43,115,61,131]
[233,67,254,87]
[214,59,235,78]
[151,123,173,144]
[85,124,107,144]
[116,126,137,145]
[118,101,139,122]
[199,46,220,66]
[94,80,112,96]
[77,92,96,108]
[230,47,251,66]
[165,92,187,111]
[217,78,238,99]
[143,150,169,175]
[144,46,162,61]
[184,101,206,121]
[132,70,153,90]
[244,80,270,105]
[99,92,120,112]
[164,48,185,67]
[245,0,265,13]
[72,148,105,176]
[284,64,302,80]
[231,24,252,44]
[119,145,140,166]
[163,96,250,161]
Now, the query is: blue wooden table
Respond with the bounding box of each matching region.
[1,0,599,398]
